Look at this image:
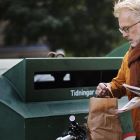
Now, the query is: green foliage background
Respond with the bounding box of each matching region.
[0,0,124,56]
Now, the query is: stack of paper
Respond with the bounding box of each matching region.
[117,84,140,113]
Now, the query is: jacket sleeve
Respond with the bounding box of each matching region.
[110,52,129,98]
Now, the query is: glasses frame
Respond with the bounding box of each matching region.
[119,20,140,34]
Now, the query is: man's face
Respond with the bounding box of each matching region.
[118,8,140,48]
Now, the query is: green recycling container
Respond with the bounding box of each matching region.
[0,57,123,140]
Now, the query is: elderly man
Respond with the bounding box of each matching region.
[96,0,140,139]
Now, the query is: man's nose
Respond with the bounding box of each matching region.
[122,32,128,38]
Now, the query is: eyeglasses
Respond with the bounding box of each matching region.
[119,20,140,34]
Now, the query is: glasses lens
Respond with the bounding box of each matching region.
[119,28,123,33]
[119,21,140,34]
[119,27,129,33]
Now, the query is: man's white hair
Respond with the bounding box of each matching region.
[114,0,140,18]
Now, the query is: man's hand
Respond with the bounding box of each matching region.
[95,83,111,97]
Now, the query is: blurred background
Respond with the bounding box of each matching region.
[0,0,126,57]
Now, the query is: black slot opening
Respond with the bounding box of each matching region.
[34,70,118,90]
